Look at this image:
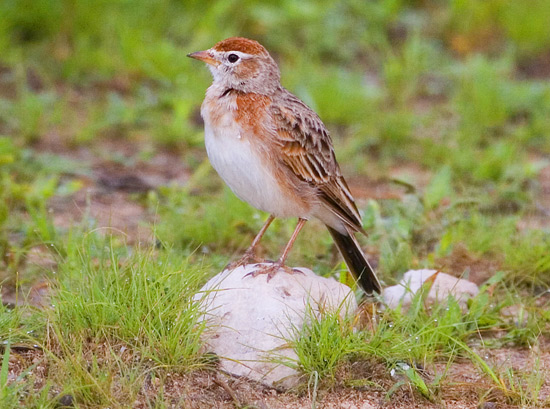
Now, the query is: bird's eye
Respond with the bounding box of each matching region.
[227,53,239,63]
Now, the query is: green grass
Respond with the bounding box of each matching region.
[0,232,211,408]
[288,284,550,405]
[0,0,549,407]
[51,234,207,367]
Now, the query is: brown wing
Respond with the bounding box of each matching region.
[270,89,364,233]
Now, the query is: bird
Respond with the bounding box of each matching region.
[188,37,381,294]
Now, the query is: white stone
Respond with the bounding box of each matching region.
[194,263,358,390]
[382,269,479,310]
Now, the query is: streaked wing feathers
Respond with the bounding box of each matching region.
[270,91,364,232]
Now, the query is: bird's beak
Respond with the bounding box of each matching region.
[187,50,219,66]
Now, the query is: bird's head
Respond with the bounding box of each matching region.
[188,37,281,95]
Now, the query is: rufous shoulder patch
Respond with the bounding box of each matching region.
[234,93,271,135]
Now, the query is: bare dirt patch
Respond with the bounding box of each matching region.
[41,138,192,244]
[7,344,550,408]
[437,244,500,285]
[517,52,550,79]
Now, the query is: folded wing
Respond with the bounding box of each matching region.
[270,90,364,234]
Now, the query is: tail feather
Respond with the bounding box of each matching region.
[327,226,381,294]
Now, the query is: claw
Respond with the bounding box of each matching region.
[291,267,306,275]
[243,267,260,279]
[243,262,301,281]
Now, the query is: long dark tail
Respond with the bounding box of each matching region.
[327,226,381,294]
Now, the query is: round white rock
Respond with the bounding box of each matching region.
[194,263,358,390]
[382,269,479,310]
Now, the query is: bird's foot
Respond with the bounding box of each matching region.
[225,249,263,271]
[244,261,304,282]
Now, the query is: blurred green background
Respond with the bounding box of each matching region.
[2,3,550,406]
[1,0,550,287]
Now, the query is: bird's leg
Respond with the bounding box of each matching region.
[247,218,307,280]
[226,215,275,270]
[240,214,275,263]
[276,218,307,266]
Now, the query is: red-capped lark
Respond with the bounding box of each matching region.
[188,37,381,293]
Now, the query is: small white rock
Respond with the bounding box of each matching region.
[194,263,358,390]
[383,269,479,310]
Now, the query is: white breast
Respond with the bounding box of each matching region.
[202,100,306,218]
